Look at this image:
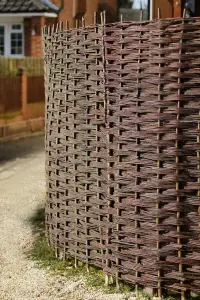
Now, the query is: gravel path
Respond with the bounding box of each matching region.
[0,136,131,300]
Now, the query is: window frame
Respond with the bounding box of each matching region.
[118,0,151,21]
[0,25,5,56]
[0,23,24,57]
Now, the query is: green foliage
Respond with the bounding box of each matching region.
[29,231,135,295]
[27,206,136,295]
[0,111,21,120]
[0,57,44,77]
[28,207,200,300]
[0,59,16,76]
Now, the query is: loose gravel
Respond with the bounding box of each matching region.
[0,137,135,300]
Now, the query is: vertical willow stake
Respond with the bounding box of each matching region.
[198,2,200,230]
[74,19,79,269]
[51,24,55,35]
[198,101,200,228]
[134,9,143,298]
[94,11,104,269]
[115,13,124,291]
[176,10,186,300]
[82,16,90,274]
[64,20,70,261]
[100,11,111,288]
[51,28,58,259]
[47,26,50,36]
[43,25,46,35]
[66,20,69,31]
[101,10,109,287]
[157,8,162,299]
[102,10,107,124]
[107,9,113,288]
[59,21,63,31]
[53,20,60,260]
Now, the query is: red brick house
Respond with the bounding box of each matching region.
[0,0,199,58]
[0,0,62,57]
[0,0,147,59]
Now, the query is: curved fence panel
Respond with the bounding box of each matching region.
[43,17,200,297]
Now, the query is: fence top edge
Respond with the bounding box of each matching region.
[42,16,200,37]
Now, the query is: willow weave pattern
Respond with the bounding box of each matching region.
[43,17,200,295]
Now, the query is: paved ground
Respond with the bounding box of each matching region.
[0,136,129,300]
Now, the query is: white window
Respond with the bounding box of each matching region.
[118,0,150,21]
[10,24,23,56]
[0,23,24,57]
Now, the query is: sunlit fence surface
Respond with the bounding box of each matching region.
[44,17,200,298]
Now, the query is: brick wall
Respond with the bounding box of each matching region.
[52,0,74,27]
[24,17,45,57]
[45,17,58,28]
[24,16,57,57]
[85,0,99,25]
[52,0,118,26]
[86,0,118,25]
[24,0,118,57]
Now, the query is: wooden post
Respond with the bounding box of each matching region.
[19,68,28,120]
[173,0,183,17]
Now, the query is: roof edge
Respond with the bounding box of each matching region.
[39,0,59,12]
[0,12,58,17]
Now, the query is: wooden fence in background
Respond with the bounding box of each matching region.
[0,77,21,112]
[0,61,45,117]
[0,57,44,76]
[27,76,45,104]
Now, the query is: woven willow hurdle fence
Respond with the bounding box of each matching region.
[43,15,200,298]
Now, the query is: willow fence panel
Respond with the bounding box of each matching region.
[43,17,200,297]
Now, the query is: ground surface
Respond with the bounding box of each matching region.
[0,136,129,300]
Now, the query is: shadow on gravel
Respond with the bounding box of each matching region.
[27,206,57,266]
[0,135,44,165]
[27,207,137,298]
[29,206,45,234]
